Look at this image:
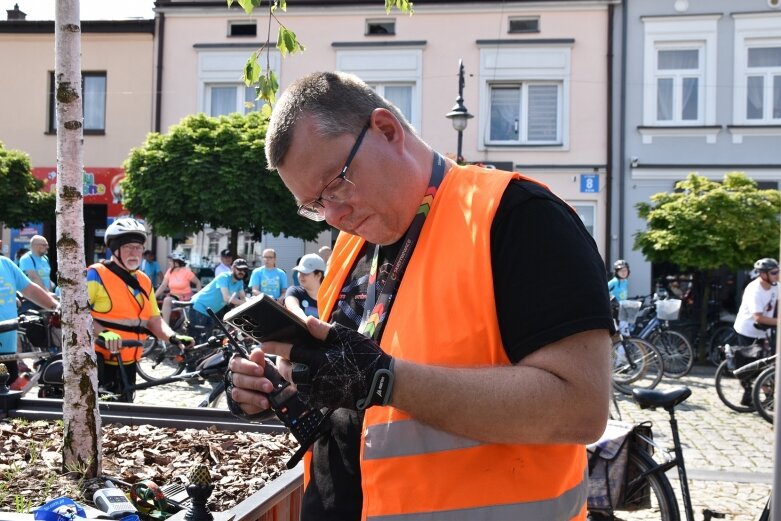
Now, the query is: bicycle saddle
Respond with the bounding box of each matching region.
[632,386,691,411]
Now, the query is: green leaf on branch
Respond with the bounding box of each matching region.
[271,0,287,13]
[257,72,279,105]
[277,27,304,57]
[243,53,262,86]
[385,0,413,14]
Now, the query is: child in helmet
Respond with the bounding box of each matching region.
[608,260,631,336]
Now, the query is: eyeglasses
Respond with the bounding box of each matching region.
[770,270,779,275]
[297,122,370,221]
[121,244,144,253]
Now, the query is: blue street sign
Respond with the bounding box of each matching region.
[580,174,599,193]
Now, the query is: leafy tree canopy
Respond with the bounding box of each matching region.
[634,172,781,271]
[0,142,55,227]
[122,112,326,242]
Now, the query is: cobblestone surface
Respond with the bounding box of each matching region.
[133,364,774,520]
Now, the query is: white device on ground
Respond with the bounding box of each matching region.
[93,484,137,519]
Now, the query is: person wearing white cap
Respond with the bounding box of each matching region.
[284,253,326,319]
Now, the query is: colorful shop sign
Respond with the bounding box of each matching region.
[32,167,128,218]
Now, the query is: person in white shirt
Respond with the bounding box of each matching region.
[732,257,778,406]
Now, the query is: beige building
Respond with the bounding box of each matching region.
[156,0,614,267]
[0,6,155,264]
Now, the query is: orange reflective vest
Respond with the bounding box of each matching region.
[319,164,588,521]
[90,263,154,364]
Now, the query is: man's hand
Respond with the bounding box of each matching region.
[227,348,276,417]
[98,331,122,353]
[263,317,395,410]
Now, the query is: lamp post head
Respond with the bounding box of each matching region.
[446,101,473,132]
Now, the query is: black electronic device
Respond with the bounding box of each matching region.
[223,293,316,345]
[207,307,332,469]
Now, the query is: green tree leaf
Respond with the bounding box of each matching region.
[0,142,56,228]
[243,52,262,86]
[122,113,327,245]
[277,27,304,57]
[385,0,413,14]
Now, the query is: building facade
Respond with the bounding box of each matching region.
[610,0,781,297]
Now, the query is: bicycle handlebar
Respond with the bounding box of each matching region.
[95,338,144,348]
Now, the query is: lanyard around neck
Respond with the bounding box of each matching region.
[358,152,447,340]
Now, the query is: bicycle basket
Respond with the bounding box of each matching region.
[618,300,643,324]
[655,299,682,321]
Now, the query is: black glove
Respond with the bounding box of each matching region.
[289,323,395,410]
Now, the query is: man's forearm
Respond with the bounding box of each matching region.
[388,330,611,445]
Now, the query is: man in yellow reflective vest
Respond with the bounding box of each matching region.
[87,218,193,401]
[227,72,613,521]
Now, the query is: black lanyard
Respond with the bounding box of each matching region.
[358,152,447,339]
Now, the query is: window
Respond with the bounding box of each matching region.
[745,46,781,122]
[366,19,395,35]
[488,82,561,144]
[368,83,413,122]
[206,84,265,116]
[642,16,719,131]
[336,48,423,131]
[653,46,703,123]
[478,44,571,149]
[48,71,106,133]
[197,50,280,117]
[228,20,257,37]
[508,17,540,34]
[572,203,595,237]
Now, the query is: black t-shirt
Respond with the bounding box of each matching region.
[301,179,613,520]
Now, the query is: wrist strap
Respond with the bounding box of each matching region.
[356,358,395,410]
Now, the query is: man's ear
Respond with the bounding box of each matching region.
[370,108,405,147]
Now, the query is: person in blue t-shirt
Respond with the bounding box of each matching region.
[188,258,249,344]
[19,235,53,292]
[249,248,288,302]
[0,256,59,386]
[140,250,162,288]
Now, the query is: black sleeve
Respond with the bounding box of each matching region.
[491,180,614,363]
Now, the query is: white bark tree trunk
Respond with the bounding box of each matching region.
[55,0,102,477]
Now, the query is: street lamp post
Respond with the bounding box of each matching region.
[445,59,474,164]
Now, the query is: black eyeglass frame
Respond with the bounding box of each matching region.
[297,122,371,221]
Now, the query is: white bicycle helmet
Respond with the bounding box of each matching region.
[168,251,187,264]
[105,218,146,251]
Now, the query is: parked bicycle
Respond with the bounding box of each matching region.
[611,299,665,395]
[732,353,776,424]
[588,385,771,521]
[631,295,694,378]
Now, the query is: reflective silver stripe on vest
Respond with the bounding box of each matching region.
[364,419,482,460]
[366,470,587,521]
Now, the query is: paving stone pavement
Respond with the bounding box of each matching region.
[132,364,774,520]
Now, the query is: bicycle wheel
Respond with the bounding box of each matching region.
[707,326,737,366]
[651,330,694,378]
[612,339,665,396]
[136,338,185,382]
[714,360,756,413]
[752,367,774,424]
[614,448,680,521]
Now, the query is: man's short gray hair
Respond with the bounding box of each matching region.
[265,71,414,169]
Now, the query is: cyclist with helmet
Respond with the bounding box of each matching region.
[87,218,194,401]
[155,250,202,324]
[607,260,630,302]
[188,258,249,344]
[732,258,779,405]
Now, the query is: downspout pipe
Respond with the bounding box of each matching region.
[605,2,614,264]
[618,0,628,259]
[154,11,165,134]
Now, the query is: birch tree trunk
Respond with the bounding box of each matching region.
[55,0,102,477]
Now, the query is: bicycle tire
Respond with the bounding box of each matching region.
[607,448,680,521]
[651,329,694,378]
[714,360,756,413]
[752,366,774,424]
[613,339,665,396]
[707,325,737,366]
[136,338,185,382]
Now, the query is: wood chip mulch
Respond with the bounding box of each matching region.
[0,418,298,515]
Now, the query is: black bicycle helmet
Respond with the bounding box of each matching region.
[754,258,779,272]
[231,258,250,274]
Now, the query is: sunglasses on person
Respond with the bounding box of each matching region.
[770,270,779,276]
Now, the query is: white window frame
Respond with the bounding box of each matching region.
[204,83,265,116]
[732,14,781,130]
[478,44,571,150]
[336,48,423,132]
[197,50,280,116]
[651,44,705,124]
[486,81,563,145]
[571,202,597,239]
[642,16,719,130]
